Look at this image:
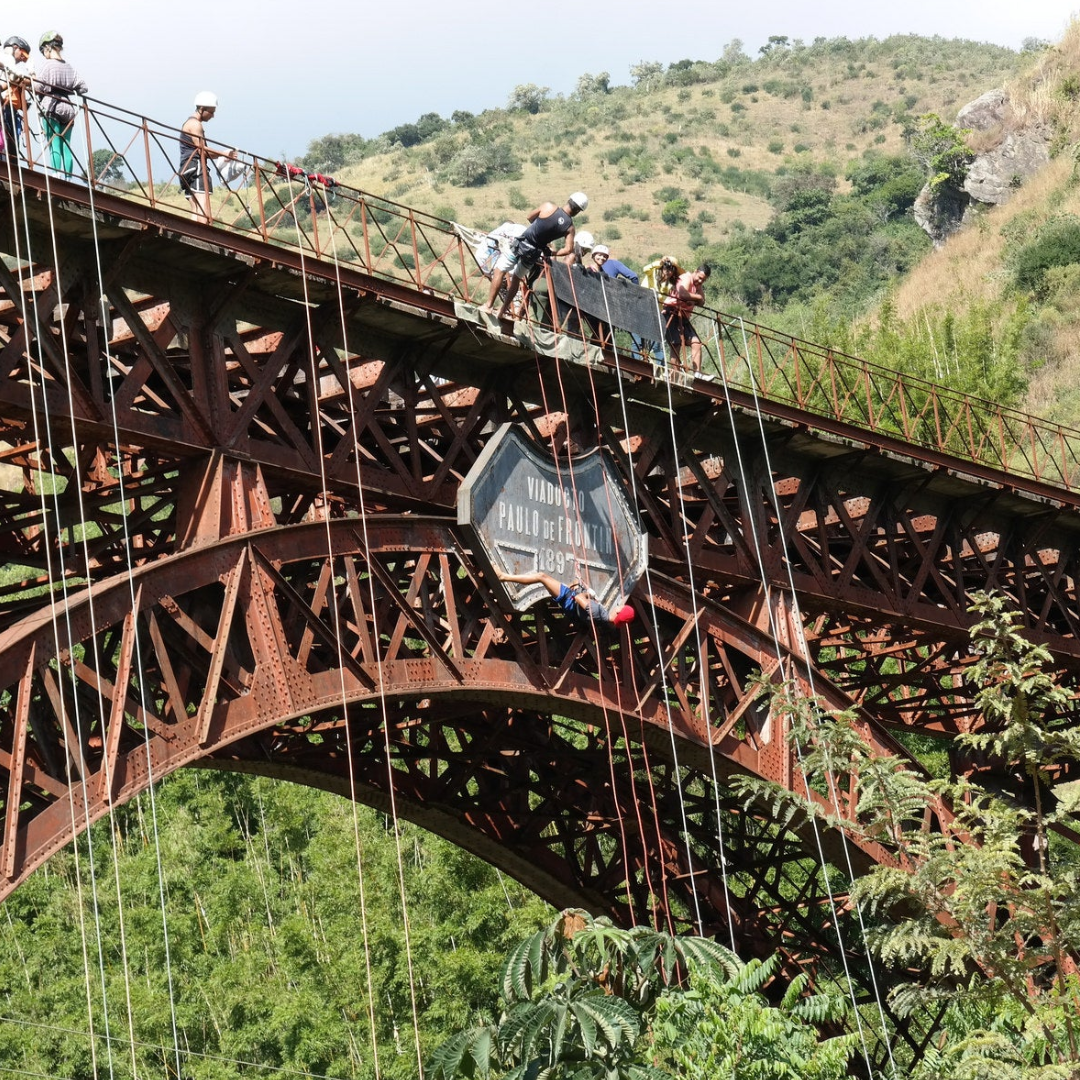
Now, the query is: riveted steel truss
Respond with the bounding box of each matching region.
[0,173,1078,1075]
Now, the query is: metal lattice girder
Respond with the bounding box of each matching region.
[0,516,917,1018]
[0,164,1079,1077]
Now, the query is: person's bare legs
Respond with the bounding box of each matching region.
[188,191,211,224]
[497,568,562,600]
[496,273,524,320]
[480,269,506,313]
[689,338,702,372]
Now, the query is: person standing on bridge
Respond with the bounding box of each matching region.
[178,91,236,224]
[663,264,710,373]
[480,192,587,320]
[0,36,32,163]
[496,568,636,628]
[640,254,681,363]
[34,33,87,181]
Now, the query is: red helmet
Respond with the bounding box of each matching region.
[612,605,635,625]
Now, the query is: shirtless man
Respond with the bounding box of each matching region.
[480,192,588,319]
[178,91,236,223]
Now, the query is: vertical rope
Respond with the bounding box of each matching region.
[283,170,423,1077]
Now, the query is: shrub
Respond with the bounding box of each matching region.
[1012,218,1080,295]
[662,197,690,225]
[507,83,550,113]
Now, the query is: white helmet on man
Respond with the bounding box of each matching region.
[568,191,588,212]
[575,230,594,250]
[194,91,219,110]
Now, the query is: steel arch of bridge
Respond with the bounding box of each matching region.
[1,167,1079,1068]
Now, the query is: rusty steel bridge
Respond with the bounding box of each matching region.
[2,98,1080,1070]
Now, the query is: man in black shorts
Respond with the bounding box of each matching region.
[480,192,588,319]
[178,91,237,223]
[663,264,711,371]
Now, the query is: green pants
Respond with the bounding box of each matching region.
[44,116,75,178]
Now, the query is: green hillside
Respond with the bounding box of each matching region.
[300,30,1080,419]
[304,35,1020,321]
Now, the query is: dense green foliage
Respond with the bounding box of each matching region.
[655,959,856,1080]
[903,113,975,191]
[1010,215,1080,296]
[736,594,1080,1078]
[430,910,855,1080]
[0,772,551,1078]
[697,157,931,317]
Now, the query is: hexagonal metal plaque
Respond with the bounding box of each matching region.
[458,424,648,613]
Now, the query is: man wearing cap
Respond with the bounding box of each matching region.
[179,91,236,223]
[480,192,588,320]
[496,568,636,629]
[0,36,32,162]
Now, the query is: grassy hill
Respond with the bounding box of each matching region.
[306,29,1080,424]
[881,23,1080,425]
[307,35,1021,268]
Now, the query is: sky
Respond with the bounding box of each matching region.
[22,0,1079,162]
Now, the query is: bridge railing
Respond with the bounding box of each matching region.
[13,94,491,303]
[12,93,1080,495]
[705,315,1080,492]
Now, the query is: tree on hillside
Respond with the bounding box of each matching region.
[845,156,924,221]
[721,39,750,65]
[507,83,550,114]
[759,35,791,57]
[736,593,1080,1078]
[904,112,974,192]
[575,71,611,98]
[301,131,368,172]
[90,148,129,185]
[629,61,664,90]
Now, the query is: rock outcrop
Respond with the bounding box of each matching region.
[915,88,1051,245]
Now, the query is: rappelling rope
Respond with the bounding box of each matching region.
[517,282,651,926]
[718,314,896,1078]
[587,267,721,937]
[598,274,738,947]
[5,110,128,1080]
[283,167,421,1077]
[76,102,187,1080]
